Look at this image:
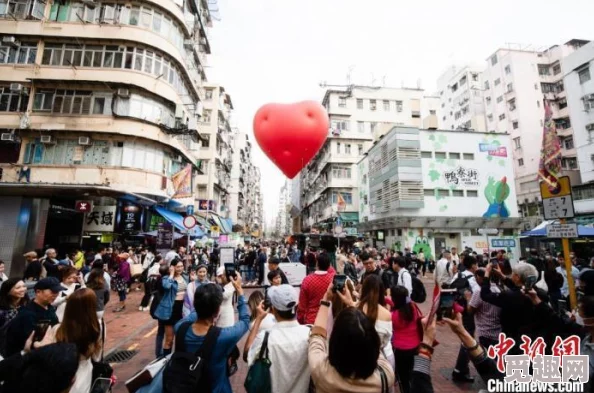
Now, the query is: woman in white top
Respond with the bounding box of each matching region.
[243,290,276,362]
[215,266,236,328]
[52,266,85,322]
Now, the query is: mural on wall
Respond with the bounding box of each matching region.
[482,176,511,218]
[425,133,510,214]
[405,229,434,261]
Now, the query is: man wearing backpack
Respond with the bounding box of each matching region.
[392,257,412,295]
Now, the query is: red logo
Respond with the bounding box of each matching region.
[75,201,92,212]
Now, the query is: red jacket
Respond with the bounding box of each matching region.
[297,268,336,324]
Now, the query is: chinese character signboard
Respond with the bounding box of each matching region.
[444,167,479,186]
[546,223,578,238]
[119,203,142,233]
[491,239,517,248]
[83,206,116,232]
[479,143,508,158]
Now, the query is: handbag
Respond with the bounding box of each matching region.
[244,331,272,393]
[91,319,113,393]
[130,263,143,277]
[378,366,389,393]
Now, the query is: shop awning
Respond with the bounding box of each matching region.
[154,206,205,237]
[221,218,233,234]
[339,212,360,223]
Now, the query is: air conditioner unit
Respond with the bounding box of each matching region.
[175,105,184,119]
[40,135,55,144]
[9,83,22,92]
[116,88,129,98]
[586,124,594,131]
[2,36,19,47]
[78,136,91,145]
[1,133,15,141]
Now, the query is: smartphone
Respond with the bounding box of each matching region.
[74,283,82,291]
[436,289,457,321]
[524,275,538,292]
[90,377,112,393]
[33,320,51,342]
[558,299,569,315]
[332,274,347,293]
[224,263,236,280]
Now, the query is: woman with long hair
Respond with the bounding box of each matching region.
[51,288,102,393]
[86,267,110,320]
[52,266,85,322]
[357,275,395,372]
[182,264,210,318]
[390,285,423,393]
[0,278,28,327]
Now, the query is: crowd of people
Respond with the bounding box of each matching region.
[0,241,593,392]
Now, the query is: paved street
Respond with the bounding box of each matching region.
[106,277,487,393]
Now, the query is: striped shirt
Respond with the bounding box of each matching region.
[469,283,501,341]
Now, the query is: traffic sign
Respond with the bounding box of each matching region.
[186,205,194,215]
[334,225,343,234]
[183,215,197,229]
[478,228,498,236]
[75,200,92,212]
[546,223,578,238]
[540,176,575,220]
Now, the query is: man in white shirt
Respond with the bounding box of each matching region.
[393,256,413,295]
[248,284,311,393]
[451,247,460,265]
[435,249,455,288]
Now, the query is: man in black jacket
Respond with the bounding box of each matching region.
[359,251,382,290]
[382,257,400,295]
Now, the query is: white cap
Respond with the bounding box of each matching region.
[268,284,298,312]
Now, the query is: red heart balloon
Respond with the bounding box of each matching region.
[253,101,329,179]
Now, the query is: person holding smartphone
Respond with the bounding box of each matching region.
[52,267,85,322]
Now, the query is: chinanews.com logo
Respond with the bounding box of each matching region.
[484,334,588,392]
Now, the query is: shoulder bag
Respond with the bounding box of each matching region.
[244,331,272,393]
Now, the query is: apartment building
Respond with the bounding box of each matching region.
[299,85,439,233]
[358,126,523,260]
[564,41,594,219]
[0,0,213,273]
[437,65,487,132]
[194,84,233,219]
[275,180,292,236]
[481,40,588,219]
[228,130,263,238]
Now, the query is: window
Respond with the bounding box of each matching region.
[370,122,377,133]
[345,144,351,154]
[202,109,212,123]
[395,101,403,112]
[205,88,213,100]
[331,119,350,131]
[338,97,346,108]
[496,96,503,103]
[507,83,513,92]
[499,114,506,121]
[451,83,458,92]
[0,42,37,65]
[471,73,478,81]
[460,75,467,86]
[370,99,377,111]
[553,63,561,75]
[467,190,478,197]
[486,97,491,105]
[332,166,351,179]
[504,65,511,74]
[332,192,352,204]
[356,99,363,109]
[490,54,498,66]
[541,83,555,93]
[584,98,594,111]
[429,110,436,115]
[484,81,490,90]
[201,134,210,148]
[579,67,591,84]
[435,152,446,159]
[508,99,516,111]
[336,142,341,154]
[358,144,363,155]
[537,100,540,108]
[0,86,29,112]
[463,153,474,160]
[562,157,578,170]
[518,158,524,166]
[452,190,464,197]
[437,189,450,197]
[513,137,521,149]
[513,121,519,129]
[487,114,493,122]
[357,121,364,133]
[559,98,567,109]
[494,78,501,86]
[538,64,550,76]
[423,189,434,196]
[421,151,432,158]
[563,136,574,150]
[449,152,460,159]
[382,100,390,111]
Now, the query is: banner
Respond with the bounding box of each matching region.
[172,164,193,199]
[537,100,562,190]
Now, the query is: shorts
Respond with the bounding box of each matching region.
[163,300,183,326]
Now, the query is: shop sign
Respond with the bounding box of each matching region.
[75,200,93,212]
[83,206,116,232]
[444,167,479,186]
[491,239,516,248]
[479,143,508,158]
[157,222,174,249]
[120,203,142,233]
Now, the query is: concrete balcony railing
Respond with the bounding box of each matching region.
[0,164,170,197]
[557,127,573,137]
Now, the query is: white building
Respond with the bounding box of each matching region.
[358,126,523,260]
[437,65,487,132]
[275,180,292,236]
[563,41,594,219]
[299,85,439,233]
[482,40,588,220]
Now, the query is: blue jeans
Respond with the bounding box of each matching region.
[155,322,165,357]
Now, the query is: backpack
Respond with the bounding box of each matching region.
[443,269,471,295]
[405,271,427,303]
[163,323,221,393]
[244,331,272,393]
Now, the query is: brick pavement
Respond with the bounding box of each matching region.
[107,278,487,393]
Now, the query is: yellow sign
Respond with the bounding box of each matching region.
[211,226,220,232]
[540,176,572,199]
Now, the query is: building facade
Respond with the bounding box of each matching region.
[299,85,440,234]
[358,126,523,260]
[563,41,594,219]
[437,65,487,132]
[275,180,292,236]
[481,40,588,220]
[0,0,222,274]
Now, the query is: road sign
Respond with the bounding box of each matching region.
[546,223,578,238]
[334,225,343,234]
[183,215,197,229]
[540,176,575,220]
[478,228,498,235]
[186,205,194,215]
[75,200,92,212]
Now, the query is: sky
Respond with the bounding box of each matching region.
[206,0,594,227]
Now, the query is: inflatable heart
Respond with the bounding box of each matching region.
[253,101,329,179]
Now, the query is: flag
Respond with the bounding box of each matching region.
[537,99,562,191]
[425,284,441,328]
[171,164,192,199]
[336,192,347,212]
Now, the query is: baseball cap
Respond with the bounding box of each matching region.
[268,284,298,312]
[34,277,67,293]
